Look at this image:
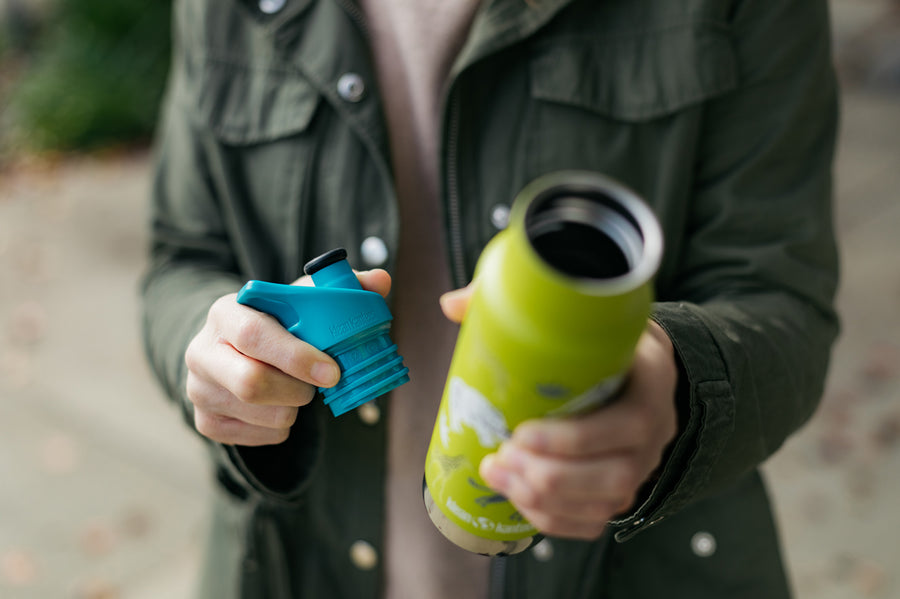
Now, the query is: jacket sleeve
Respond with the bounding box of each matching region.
[613,0,839,540]
[141,50,323,506]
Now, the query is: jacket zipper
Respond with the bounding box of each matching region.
[333,0,369,38]
[488,556,507,599]
[445,92,469,288]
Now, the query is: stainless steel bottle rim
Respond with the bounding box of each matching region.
[523,173,663,293]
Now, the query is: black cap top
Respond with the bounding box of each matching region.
[303,248,348,275]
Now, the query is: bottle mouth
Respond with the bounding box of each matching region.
[524,174,662,291]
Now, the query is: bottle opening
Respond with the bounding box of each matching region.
[526,194,645,281]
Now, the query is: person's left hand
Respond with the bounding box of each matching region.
[441,285,679,540]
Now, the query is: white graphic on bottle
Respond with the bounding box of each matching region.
[441,376,510,449]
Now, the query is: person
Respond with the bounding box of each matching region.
[140,0,840,597]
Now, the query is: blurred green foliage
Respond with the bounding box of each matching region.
[4,0,172,151]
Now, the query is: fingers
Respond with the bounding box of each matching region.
[511,401,658,458]
[205,295,341,389]
[511,327,678,459]
[188,373,300,445]
[187,349,316,416]
[185,292,336,446]
[480,446,639,539]
[291,268,393,299]
[184,270,397,448]
[477,322,680,540]
[187,323,325,406]
[185,332,312,445]
[491,443,648,503]
[439,283,475,323]
[193,409,293,447]
[355,269,392,298]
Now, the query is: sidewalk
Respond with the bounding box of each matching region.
[1,4,899,598]
[765,4,900,598]
[0,152,210,598]
[764,87,900,599]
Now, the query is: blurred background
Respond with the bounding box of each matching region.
[0,0,898,597]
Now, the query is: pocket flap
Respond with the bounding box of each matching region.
[530,23,737,121]
[189,59,320,145]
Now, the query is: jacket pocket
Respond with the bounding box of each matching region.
[195,468,255,599]
[192,58,320,145]
[176,56,322,281]
[529,22,737,122]
[521,21,738,186]
[604,470,791,599]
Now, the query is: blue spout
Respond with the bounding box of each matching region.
[236,248,409,416]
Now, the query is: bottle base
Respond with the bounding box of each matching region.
[422,479,538,556]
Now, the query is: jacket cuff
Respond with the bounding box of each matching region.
[212,400,326,505]
[611,301,734,541]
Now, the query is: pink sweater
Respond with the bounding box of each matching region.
[357,0,491,597]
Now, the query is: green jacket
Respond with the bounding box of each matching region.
[142,0,840,596]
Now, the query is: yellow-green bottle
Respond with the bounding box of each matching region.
[424,171,663,555]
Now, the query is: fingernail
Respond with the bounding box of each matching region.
[311,361,340,387]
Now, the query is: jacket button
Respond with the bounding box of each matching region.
[258,0,286,14]
[531,538,553,562]
[349,540,378,570]
[690,531,717,557]
[490,204,511,229]
[337,73,366,102]
[357,402,381,425]
[360,236,388,267]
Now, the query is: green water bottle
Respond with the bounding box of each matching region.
[423,171,663,555]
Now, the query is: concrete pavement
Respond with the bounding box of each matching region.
[0,152,211,598]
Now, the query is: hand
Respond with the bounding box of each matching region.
[440,286,679,540]
[185,269,392,446]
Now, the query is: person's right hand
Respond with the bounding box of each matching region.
[184,269,392,446]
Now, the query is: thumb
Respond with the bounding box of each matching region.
[440,284,476,324]
[290,269,392,299]
[355,269,392,298]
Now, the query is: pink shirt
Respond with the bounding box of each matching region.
[357,0,491,597]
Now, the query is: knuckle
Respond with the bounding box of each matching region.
[232,313,266,353]
[211,294,238,317]
[511,479,541,510]
[194,410,227,442]
[184,335,205,372]
[233,360,269,403]
[269,406,298,430]
[184,345,196,371]
[529,465,562,496]
[609,463,640,496]
[185,373,205,406]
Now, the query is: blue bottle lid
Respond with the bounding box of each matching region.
[236,248,409,416]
